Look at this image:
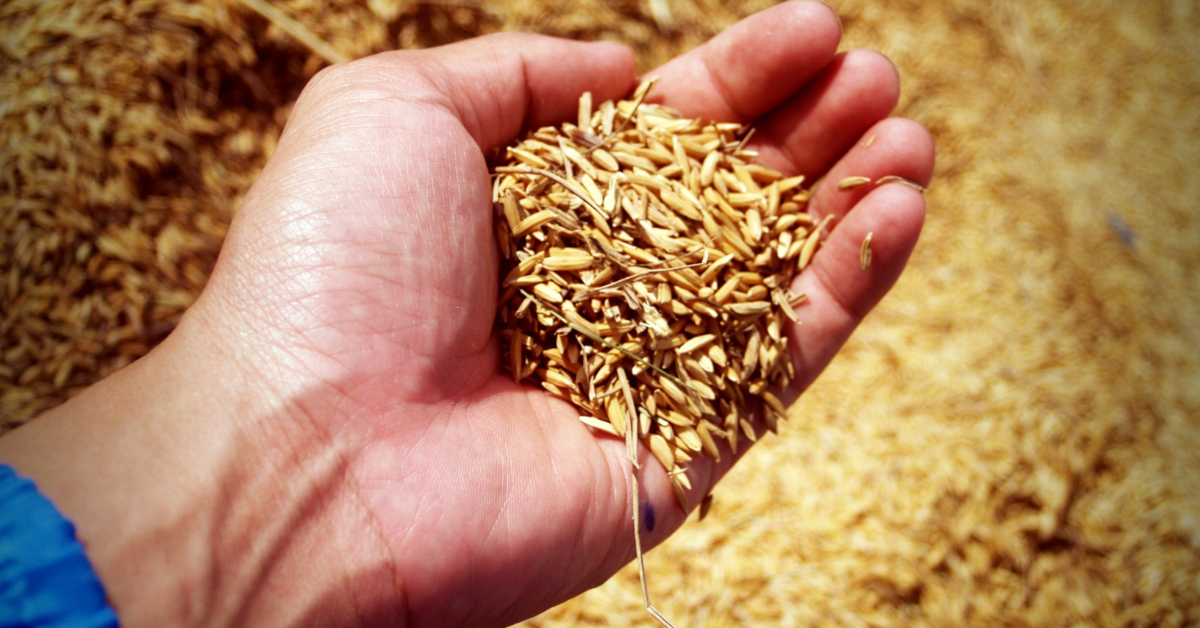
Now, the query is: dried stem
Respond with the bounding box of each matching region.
[494,165,605,217]
[234,0,350,65]
[622,370,678,628]
[583,77,658,155]
[575,259,710,299]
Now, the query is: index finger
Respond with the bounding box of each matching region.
[642,0,843,122]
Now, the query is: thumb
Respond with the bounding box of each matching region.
[288,32,639,154]
[415,32,639,151]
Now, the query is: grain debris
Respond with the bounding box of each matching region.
[861,232,873,270]
[874,174,928,193]
[837,175,872,190]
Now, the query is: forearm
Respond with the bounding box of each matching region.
[0,320,392,627]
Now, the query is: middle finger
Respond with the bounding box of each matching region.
[751,49,901,180]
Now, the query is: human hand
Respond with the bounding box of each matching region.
[0,2,933,627]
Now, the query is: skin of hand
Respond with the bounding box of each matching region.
[0,2,934,627]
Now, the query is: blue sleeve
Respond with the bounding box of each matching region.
[0,465,119,628]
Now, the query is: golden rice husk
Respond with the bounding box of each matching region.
[3,1,1199,627]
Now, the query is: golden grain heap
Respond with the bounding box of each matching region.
[492,82,831,505]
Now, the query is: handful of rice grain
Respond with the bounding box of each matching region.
[491,80,829,508]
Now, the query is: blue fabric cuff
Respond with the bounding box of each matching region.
[0,464,118,628]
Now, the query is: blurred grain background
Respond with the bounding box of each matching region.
[2,0,1198,625]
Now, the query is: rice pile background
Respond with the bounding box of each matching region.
[3,0,1198,625]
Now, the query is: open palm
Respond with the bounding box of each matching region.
[195,2,934,626]
[1,3,933,627]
